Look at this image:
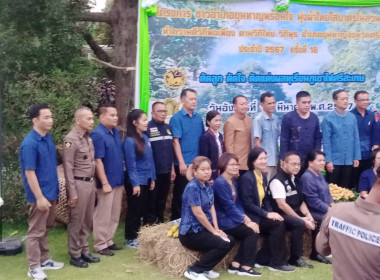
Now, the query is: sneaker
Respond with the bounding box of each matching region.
[27,267,47,280]
[125,239,138,248]
[310,253,332,264]
[227,264,240,274]
[184,269,209,280]
[289,257,313,268]
[203,269,220,278]
[41,259,64,270]
[268,265,296,272]
[237,267,262,277]
[255,263,268,268]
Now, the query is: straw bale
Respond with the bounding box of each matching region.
[138,223,312,277]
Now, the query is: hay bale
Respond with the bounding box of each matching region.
[138,223,312,277]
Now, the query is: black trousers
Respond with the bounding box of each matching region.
[282,214,305,261]
[171,166,188,220]
[125,184,149,240]
[179,231,235,273]
[351,159,372,190]
[326,165,353,189]
[310,212,324,257]
[145,172,171,224]
[224,223,258,267]
[256,218,287,267]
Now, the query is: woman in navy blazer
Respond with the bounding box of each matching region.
[238,147,295,272]
[199,110,225,181]
[213,152,261,277]
[123,109,156,248]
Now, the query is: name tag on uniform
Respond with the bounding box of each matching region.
[329,216,380,247]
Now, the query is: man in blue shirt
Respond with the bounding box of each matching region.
[145,102,175,224]
[170,88,205,220]
[90,104,124,256]
[351,90,375,188]
[280,91,322,177]
[253,92,281,180]
[322,89,361,189]
[19,104,63,280]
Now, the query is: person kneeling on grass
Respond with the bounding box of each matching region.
[213,152,262,277]
[179,156,234,280]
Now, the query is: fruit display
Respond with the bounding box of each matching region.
[329,183,356,201]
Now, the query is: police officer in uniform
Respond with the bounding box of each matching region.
[63,107,100,267]
[317,167,380,280]
[145,102,175,224]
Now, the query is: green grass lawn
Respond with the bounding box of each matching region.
[1,223,332,280]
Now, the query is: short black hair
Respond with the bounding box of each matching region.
[332,89,346,100]
[260,92,274,103]
[296,91,311,101]
[152,101,165,111]
[233,95,247,104]
[306,150,325,167]
[218,152,239,174]
[354,90,369,100]
[283,151,301,161]
[29,104,49,119]
[180,88,196,99]
[247,147,267,171]
[206,110,220,127]
[98,103,116,116]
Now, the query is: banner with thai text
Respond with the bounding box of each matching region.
[147,0,380,121]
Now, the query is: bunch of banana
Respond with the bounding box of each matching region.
[329,183,355,201]
[167,224,179,238]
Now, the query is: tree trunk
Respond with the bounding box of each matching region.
[111,0,138,134]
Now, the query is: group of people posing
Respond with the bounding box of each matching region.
[18,87,378,280]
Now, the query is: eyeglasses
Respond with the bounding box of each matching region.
[155,110,167,113]
[227,163,240,167]
[285,161,301,167]
[356,99,369,102]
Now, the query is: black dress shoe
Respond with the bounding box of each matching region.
[310,253,332,264]
[81,253,100,263]
[97,248,114,256]
[289,257,314,268]
[108,244,123,251]
[70,257,88,268]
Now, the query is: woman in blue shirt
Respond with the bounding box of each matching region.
[179,156,233,280]
[199,110,225,181]
[300,150,333,264]
[213,153,262,277]
[123,109,156,248]
[238,147,295,272]
[359,148,380,198]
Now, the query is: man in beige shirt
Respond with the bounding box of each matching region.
[316,169,380,280]
[224,95,251,175]
[63,107,100,268]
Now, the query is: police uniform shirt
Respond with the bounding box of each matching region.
[146,119,173,174]
[63,127,95,198]
[317,197,380,280]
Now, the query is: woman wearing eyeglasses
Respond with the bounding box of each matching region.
[300,150,333,264]
[238,147,296,272]
[213,152,262,277]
